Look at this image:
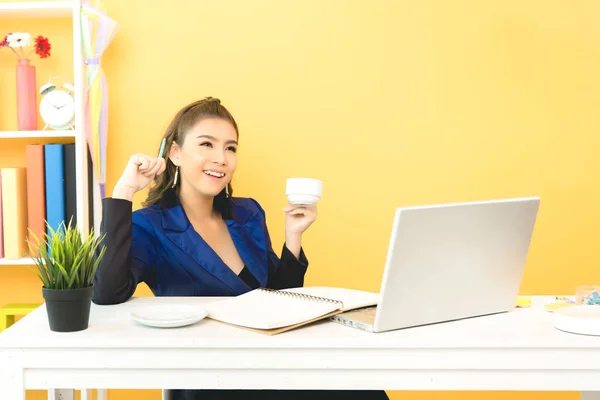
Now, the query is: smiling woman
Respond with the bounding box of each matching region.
[143,97,238,216]
[90,97,385,399]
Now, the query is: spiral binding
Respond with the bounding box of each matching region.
[258,288,344,307]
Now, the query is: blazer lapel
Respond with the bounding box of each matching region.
[161,203,251,295]
[226,211,269,288]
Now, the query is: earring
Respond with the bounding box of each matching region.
[225,184,229,198]
[171,166,179,188]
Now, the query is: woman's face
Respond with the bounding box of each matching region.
[170,118,238,198]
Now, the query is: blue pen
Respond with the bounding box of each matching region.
[158,138,166,158]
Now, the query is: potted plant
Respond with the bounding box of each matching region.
[27,219,106,332]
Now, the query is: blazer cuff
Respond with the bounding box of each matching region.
[102,197,133,207]
[100,198,133,232]
[281,243,309,270]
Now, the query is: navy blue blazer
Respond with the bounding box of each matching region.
[92,190,309,305]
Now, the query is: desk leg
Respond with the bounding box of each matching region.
[0,364,24,400]
[48,389,74,400]
[581,393,600,400]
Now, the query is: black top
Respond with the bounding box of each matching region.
[238,266,260,289]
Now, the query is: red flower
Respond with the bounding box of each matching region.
[34,35,51,58]
[0,33,10,47]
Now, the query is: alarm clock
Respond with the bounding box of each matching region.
[39,77,75,130]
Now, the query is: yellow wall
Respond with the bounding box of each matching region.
[1,0,599,399]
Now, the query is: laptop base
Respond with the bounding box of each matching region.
[330,306,377,332]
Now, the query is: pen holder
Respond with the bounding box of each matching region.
[576,285,600,305]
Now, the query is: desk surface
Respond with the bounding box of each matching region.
[2,295,600,394]
[0,294,597,349]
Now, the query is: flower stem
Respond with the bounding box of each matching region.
[10,46,20,59]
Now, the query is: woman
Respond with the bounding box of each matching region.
[92,97,389,400]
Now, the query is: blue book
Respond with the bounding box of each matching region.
[44,144,66,237]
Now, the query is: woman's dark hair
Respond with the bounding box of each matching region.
[143,97,239,219]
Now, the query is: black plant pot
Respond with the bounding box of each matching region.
[42,285,94,332]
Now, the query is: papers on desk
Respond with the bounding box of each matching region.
[205,286,379,335]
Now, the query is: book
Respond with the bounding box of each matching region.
[44,144,65,236]
[0,171,3,259]
[205,286,379,335]
[63,143,77,227]
[1,168,28,259]
[87,147,94,231]
[25,144,46,251]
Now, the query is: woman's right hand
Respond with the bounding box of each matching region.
[113,154,167,201]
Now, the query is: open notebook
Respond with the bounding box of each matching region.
[205,286,379,335]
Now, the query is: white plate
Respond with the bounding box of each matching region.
[554,305,600,336]
[131,305,208,328]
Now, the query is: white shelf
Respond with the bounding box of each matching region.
[0,1,73,19]
[1,0,94,268]
[0,130,77,139]
[0,257,36,265]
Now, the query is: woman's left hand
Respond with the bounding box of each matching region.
[284,204,318,236]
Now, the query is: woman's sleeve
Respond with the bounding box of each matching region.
[250,199,309,289]
[92,198,158,305]
[267,243,309,289]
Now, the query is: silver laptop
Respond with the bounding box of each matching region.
[331,196,540,333]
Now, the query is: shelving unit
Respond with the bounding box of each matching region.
[0,257,36,266]
[0,130,77,139]
[0,0,91,266]
[0,3,107,398]
[0,1,72,19]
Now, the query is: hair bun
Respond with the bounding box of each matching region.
[204,96,221,104]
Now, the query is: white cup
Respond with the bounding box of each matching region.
[286,178,322,206]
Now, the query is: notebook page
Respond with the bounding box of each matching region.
[205,288,342,329]
[282,287,380,311]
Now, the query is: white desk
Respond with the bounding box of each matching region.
[1,296,599,400]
